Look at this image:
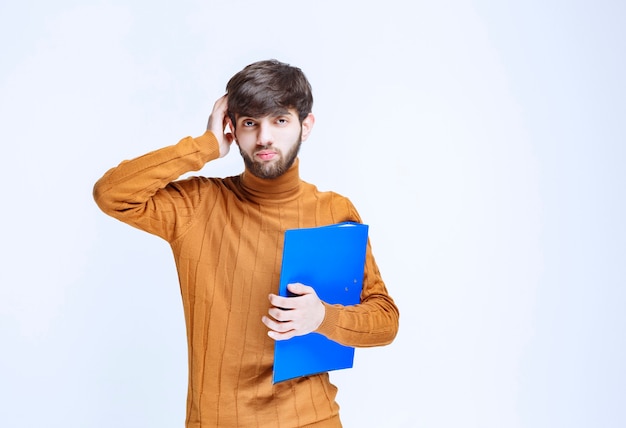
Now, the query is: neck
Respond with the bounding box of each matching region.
[240,158,302,204]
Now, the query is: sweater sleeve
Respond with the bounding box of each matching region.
[93,131,221,241]
[315,205,400,348]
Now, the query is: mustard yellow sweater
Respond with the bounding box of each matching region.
[93,131,399,427]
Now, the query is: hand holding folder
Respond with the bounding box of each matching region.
[272,222,369,383]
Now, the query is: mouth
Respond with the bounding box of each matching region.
[255,150,278,161]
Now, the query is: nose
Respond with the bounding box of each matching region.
[257,121,273,146]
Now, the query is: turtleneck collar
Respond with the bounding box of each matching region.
[240,158,303,204]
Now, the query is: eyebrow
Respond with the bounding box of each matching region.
[239,109,293,120]
[272,108,292,117]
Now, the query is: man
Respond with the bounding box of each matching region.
[93,59,399,427]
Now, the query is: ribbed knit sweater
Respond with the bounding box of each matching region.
[93,131,399,427]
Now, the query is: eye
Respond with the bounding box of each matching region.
[242,119,255,127]
[276,117,288,125]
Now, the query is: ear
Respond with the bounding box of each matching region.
[226,116,238,144]
[300,113,315,142]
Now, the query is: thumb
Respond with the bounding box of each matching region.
[287,282,311,296]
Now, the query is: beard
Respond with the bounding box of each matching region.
[239,132,302,179]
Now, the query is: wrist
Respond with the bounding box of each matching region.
[194,131,221,161]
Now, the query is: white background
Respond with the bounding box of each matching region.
[1,0,624,427]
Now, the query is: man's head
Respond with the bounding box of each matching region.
[226,59,313,127]
[225,60,315,179]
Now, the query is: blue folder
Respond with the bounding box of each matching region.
[273,222,369,383]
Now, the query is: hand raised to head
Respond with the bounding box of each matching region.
[207,95,235,158]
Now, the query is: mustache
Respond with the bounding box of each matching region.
[254,146,279,154]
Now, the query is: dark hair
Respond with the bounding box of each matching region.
[226,59,313,127]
